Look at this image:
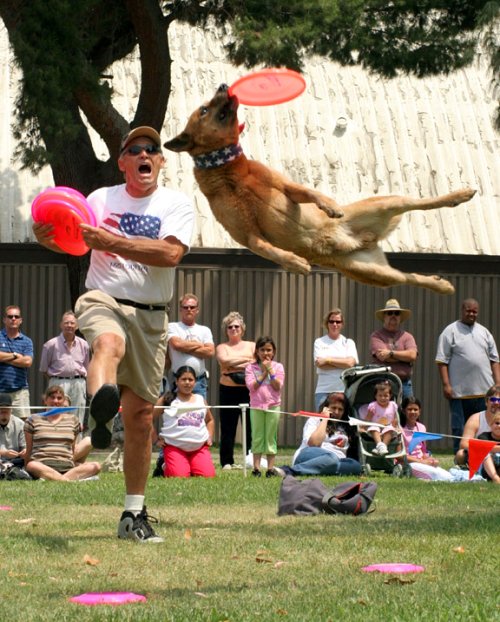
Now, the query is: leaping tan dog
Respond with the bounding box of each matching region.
[164,84,475,294]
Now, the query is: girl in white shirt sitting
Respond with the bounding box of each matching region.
[157,366,215,477]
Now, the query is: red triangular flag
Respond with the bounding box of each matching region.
[298,410,324,418]
[468,438,497,479]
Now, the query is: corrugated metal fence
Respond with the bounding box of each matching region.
[1,246,499,449]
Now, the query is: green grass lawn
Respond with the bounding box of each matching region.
[0,449,498,621]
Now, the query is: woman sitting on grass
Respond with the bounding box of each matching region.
[156,366,215,478]
[288,392,361,476]
[24,385,101,481]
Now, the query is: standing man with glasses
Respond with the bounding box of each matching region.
[33,127,195,542]
[39,311,90,435]
[436,298,499,453]
[0,306,33,420]
[370,299,418,399]
[313,308,358,410]
[167,294,215,400]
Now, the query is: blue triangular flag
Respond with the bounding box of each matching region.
[38,406,78,417]
[408,431,443,454]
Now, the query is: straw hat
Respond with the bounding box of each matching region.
[375,299,411,322]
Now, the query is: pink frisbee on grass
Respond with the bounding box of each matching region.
[69,592,147,606]
[31,186,96,256]
[229,68,306,106]
[0,505,13,511]
[362,563,425,574]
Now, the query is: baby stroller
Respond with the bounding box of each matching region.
[341,365,409,477]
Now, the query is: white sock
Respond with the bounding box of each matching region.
[124,495,145,514]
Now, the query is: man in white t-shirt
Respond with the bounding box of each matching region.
[167,294,215,399]
[33,126,195,543]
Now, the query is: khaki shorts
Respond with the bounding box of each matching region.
[75,290,168,404]
[9,388,31,420]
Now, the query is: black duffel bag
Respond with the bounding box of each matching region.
[278,476,377,516]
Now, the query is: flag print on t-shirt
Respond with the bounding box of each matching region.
[103,213,161,238]
[102,212,161,256]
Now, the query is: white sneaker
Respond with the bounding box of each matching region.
[374,442,388,456]
[222,464,232,471]
[269,466,286,478]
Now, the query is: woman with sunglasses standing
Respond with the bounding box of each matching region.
[313,308,358,410]
[215,312,255,470]
[370,299,418,399]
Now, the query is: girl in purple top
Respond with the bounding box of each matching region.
[245,336,285,478]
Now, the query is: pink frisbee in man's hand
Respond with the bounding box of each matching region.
[362,563,425,574]
[31,186,96,256]
[229,68,306,106]
[69,592,147,606]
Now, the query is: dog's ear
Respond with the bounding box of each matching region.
[163,132,194,153]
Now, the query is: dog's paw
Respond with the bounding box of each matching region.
[282,256,311,275]
[450,188,476,206]
[431,276,455,295]
[360,231,377,244]
[318,201,344,219]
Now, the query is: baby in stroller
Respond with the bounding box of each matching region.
[359,380,401,456]
[342,365,408,476]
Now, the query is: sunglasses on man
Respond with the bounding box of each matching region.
[122,144,162,156]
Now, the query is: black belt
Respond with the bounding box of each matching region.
[51,376,85,380]
[114,297,166,312]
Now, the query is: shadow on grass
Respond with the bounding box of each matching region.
[164,507,499,538]
[17,534,74,551]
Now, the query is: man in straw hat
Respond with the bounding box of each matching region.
[370,299,418,398]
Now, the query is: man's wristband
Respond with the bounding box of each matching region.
[11,353,17,361]
[270,375,276,381]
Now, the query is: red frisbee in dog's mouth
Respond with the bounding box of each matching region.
[229,68,306,106]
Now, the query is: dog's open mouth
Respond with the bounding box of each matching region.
[215,86,244,133]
